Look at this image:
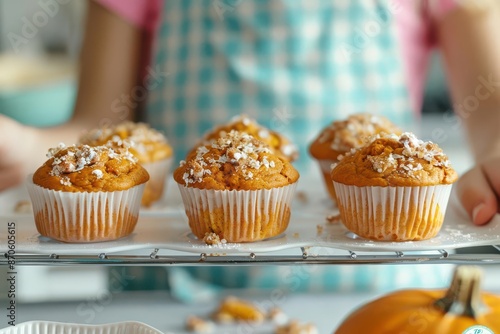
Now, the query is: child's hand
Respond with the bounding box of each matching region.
[456,156,500,225]
[0,115,37,191]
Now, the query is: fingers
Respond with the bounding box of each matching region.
[482,158,500,201]
[456,165,498,225]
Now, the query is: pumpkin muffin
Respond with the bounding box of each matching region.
[174,130,299,242]
[309,113,401,202]
[27,143,149,243]
[189,115,299,162]
[79,121,172,206]
[331,132,458,241]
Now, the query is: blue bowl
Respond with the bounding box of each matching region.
[0,78,76,127]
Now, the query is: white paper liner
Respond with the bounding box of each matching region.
[177,182,297,242]
[317,159,338,201]
[141,157,173,206]
[333,182,453,241]
[26,178,145,243]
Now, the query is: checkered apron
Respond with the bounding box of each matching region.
[146,0,414,170]
[137,0,451,293]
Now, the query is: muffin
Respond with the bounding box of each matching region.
[79,121,173,206]
[331,132,458,241]
[190,115,299,162]
[27,143,149,242]
[174,130,299,242]
[309,113,401,202]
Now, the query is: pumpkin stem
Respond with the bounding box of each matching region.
[434,266,486,318]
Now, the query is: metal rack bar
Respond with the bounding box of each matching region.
[4,252,500,266]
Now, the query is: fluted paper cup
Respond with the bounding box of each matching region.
[317,159,338,202]
[141,157,173,207]
[333,182,453,241]
[177,182,298,242]
[26,177,145,243]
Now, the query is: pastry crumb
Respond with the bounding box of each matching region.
[295,191,308,204]
[14,200,32,214]
[275,320,318,334]
[316,225,324,235]
[326,214,341,224]
[268,307,288,325]
[186,316,214,333]
[203,232,226,245]
[212,296,265,324]
[292,232,300,238]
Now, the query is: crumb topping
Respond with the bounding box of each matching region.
[45,143,137,186]
[331,131,458,186]
[317,113,400,153]
[361,132,451,177]
[202,114,299,161]
[182,130,273,184]
[79,122,171,162]
[92,169,104,179]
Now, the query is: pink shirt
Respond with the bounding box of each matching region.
[96,0,457,114]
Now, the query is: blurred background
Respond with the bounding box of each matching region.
[0,0,84,127]
[0,0,452,129]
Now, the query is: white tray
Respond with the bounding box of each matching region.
[0,321,163,334]
[1,177,499,255]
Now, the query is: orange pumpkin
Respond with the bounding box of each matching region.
[335,266,500,334]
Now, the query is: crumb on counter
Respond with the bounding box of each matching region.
[14,200,32,214]
[316,224,324,235]
[326,214,341,224]
[203,232,227,245]
[295,191,308,204]
[268,307,288,325]
[185,315,214,333]
[275,320,318,334]
[212,296,265,324]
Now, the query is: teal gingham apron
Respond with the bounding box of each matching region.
[123,0,453,296]
[146,0,414,170]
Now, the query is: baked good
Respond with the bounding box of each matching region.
[79,121,172,206]
[309,113,400,202]
[190,115,298,162]
[173,130,299,242]
[27,143,149,242]
[212,296,266,323]
[331,132,458,241]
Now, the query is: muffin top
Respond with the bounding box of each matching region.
[33,143,149,192]
[174,130,299,190]
[79,121,172,163]
[196,115,299,162]
[331,132,458,187]
[309,113,401,160]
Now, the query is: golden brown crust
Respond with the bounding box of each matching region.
[33,144,149,192]
[191,115,299,161]
[331,133,458,187]
[174,131,299,190]
[309,113,401,160]
[79,121,172,163]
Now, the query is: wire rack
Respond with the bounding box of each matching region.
[4,245,500,266]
